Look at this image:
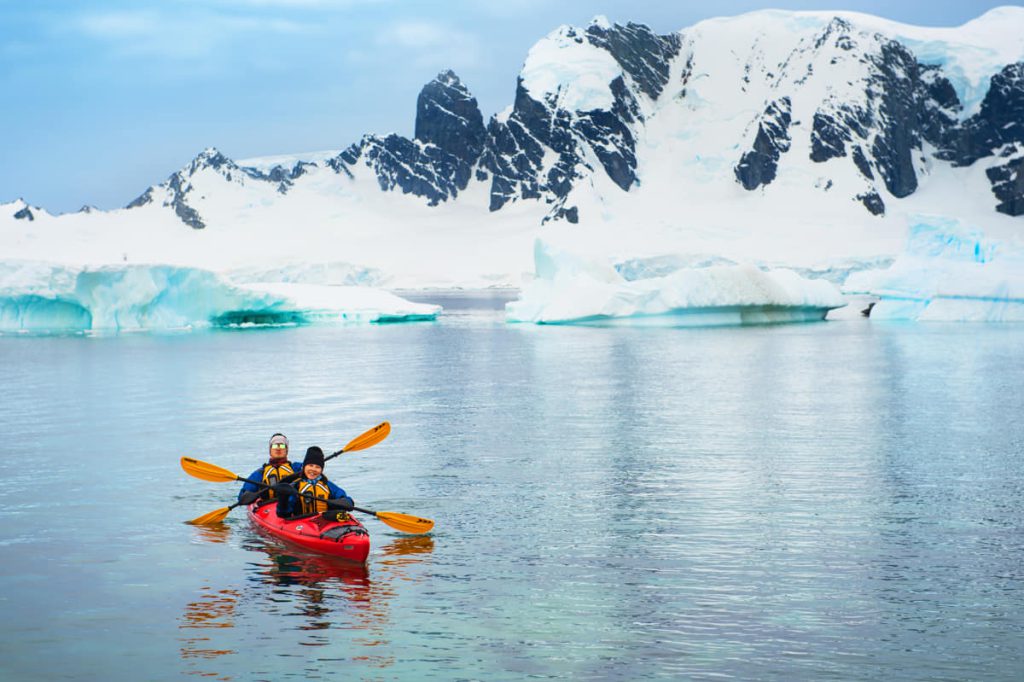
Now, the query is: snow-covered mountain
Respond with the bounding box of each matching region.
[3,8,1024,291]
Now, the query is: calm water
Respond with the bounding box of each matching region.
[1,300,1023,680]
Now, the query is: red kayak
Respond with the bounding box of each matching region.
[247,501,370,564]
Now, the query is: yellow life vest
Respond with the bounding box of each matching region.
[260,462,295,498]
[296,478,331,515]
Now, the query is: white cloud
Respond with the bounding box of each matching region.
[390,20,448,48]
[71,9,310,59]
[77,10,162,39]
[376,20,484,71]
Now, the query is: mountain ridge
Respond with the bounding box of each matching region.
[3,9,1023,288]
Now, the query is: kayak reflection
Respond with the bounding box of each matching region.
[183,520,436,672]
[259,548,371,588]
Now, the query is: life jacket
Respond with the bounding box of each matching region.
[296,477,332,514]
[260,461,295,498]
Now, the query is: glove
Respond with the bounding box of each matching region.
[238,491,260,505]
[329,496,354,511]
[271,483,296,497]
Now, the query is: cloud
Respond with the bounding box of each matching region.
[390,20,448,49]
[376,20,484,71]
[70,8,311,59]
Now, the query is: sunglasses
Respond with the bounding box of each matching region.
[270,443,288,450]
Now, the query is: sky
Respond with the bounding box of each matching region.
[0,0,1014,214]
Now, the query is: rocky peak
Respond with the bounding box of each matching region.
[415,70,486,165]
[333,73,487,207]
[13,202,34,221]
[813,17,855,51]
[185,147,237,177]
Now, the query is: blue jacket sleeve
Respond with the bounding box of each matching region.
[327,480,348,499]
[238,467,264,502]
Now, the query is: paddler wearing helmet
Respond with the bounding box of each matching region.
[236,433,304,504]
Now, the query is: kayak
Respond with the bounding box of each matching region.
[247,501,370,563]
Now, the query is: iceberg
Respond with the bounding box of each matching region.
[0,261,439,333]
[844,218,1024,321]
[506,240,845,326]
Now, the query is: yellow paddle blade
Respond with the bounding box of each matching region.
[342,421,391,453]
[187,506,231,526]
[374,511,434,534]
[180,456,241,483]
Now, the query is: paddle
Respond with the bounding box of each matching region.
[181,456,434,533]
[187,422,391,525]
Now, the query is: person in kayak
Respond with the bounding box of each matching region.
[274,446,354,519]
[237,433,303,504]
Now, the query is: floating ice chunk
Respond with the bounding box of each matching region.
[233,283,439,325]
[0,261,439,333]
[844,218,1024,321]
[507,240,845,326]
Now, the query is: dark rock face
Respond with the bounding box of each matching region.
[852,146,874,180]
[126,189,153,209]
[867,41,934,199]
[415,69,487,166]
[856,191,885,216]
[941,63,1024,166]
[167,172,205,230]
[739,18,971,214]
[986,156,1024,216]
[243,159,318,194]
[14,206,34,221]
[336,21,679,222]
[584,21,681,100]
[810,111,852,163]
[735,98,792,190]
[335,71,487,206]
[812,25,961,201]
[933,62,1024,210]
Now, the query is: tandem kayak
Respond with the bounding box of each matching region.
[247,501,370,563]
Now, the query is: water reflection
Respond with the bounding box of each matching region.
[380,534,435,560]
[181,524,435,674]
[178,583,240,679]
[188,522,232,544]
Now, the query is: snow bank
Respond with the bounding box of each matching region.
[844,218,1024,321]
[506,240,845,326]
[226,261,386,287]
[0,261,439,333]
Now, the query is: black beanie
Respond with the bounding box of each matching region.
[303,446,325,468]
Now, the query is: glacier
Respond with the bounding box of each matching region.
[844,218,1024,321]
[506,240,846,326]
[0,261,439,334]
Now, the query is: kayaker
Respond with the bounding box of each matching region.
[275,446,354,519]
[237,433,303,504]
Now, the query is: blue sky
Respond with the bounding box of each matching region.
[0,0,1012,213]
